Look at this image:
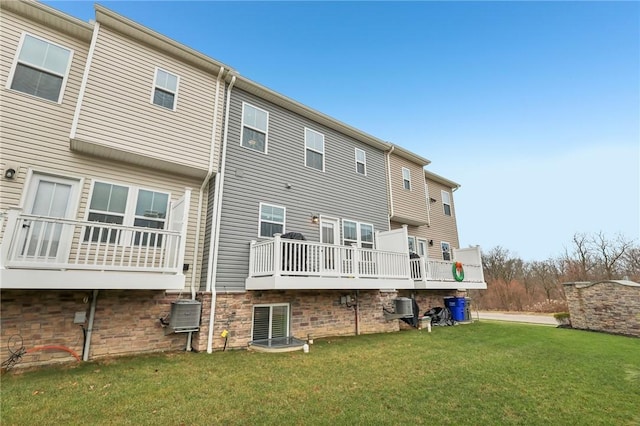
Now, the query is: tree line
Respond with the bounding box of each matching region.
[469,232,639,312]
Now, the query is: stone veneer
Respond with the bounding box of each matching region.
[1,288,459,368]
[563,280,640,337]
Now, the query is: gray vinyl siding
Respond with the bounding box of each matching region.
[212,89,390,292]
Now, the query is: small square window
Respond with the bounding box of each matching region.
[355,148,366,175]
[152,68,179,110]
[402,167,411,190]
[8,33,73,103]
[242,103,269,153]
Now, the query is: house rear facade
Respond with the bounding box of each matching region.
[0,1,485,367]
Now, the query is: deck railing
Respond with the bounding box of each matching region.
[249,234,410,280]
[1,209,183,273]
[409,257,484,283]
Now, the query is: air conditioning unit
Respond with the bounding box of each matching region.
[168,299,202,333]
[394,297,413,317]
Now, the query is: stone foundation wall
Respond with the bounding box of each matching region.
[210,290,404,350]
[0,290,212,369]
[564,281,640,337]
[1,288,466,368]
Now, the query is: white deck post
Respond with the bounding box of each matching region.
[248,240,256,277]
[0,209,21,267]
[273,233,282,278]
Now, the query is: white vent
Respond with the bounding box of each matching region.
[394,297,413,316]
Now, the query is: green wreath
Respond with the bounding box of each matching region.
[452,261,464,282]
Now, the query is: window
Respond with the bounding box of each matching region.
[8,33,73,103]
[402,167,411,190]
[305,128,324,171]
[252,304,289,341]
[417,239,427,257]
[442,190,452,216]
[343,220,374,248]
[355,148,366,175]
[85,182,169,245]
[441,242,451,261]
[152,68,179,110]
[408,236,416,254]
[259,203,285,238]
[241,103,269,153]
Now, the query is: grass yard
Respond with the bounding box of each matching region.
[1,322,639,425]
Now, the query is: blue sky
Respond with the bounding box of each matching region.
[45,1,639,262]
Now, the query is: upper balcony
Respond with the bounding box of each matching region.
[246,231,486,291]
[0,193,189,290]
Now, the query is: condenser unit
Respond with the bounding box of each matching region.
[394,297,413,317]
[168,299,202,333]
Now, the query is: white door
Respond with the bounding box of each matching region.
[319,216,339,273]
[417,239,427,258]
[18,173,80,262]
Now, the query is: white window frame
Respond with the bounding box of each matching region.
[417,238,428,257]
[442,190,452,216]
[241,102,269,154]
[85,180,170,245]
[342,219,374,249]
[150,67,180,111]
[7,32,74,104]
[251,303,290,341]
[441,241,451,261]
[408,236,417,254]
[355,148,367,175]
[304,127,325,172]
[402,167,411,190]
[258,202,286,238]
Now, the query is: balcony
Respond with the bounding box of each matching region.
[409,245,486,289]
[245,234,486,290]
[0,208,188,290]
[246,234,415,290]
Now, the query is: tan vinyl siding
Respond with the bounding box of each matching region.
[74,25,223,174]
[389,153,428,224]
[0,10,207,288]
[425,179,460,259]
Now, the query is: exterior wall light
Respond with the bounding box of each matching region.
[311,214,319,224]
[4,168,16,179]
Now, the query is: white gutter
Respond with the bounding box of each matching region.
[386,146,395,224]
[185,67,225,351]
[70,21,100,140]
[207,75,236,353]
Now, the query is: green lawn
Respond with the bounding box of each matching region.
[1,322,639,425]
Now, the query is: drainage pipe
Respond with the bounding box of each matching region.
[186,66,225,352]
[82,289,98,362]
[207,75,236,353]
[385,145,395,227]
[355,290,360,336]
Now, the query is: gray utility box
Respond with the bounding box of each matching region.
[169,299,202,333]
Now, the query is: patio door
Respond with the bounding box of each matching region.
[18,173,80,262]
[319,216,339,273]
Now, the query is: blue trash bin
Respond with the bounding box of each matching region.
[445,297,465,322]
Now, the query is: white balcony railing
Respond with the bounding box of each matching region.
[409,257,485,283]
[249,234,410,280]
[1,210,184,273]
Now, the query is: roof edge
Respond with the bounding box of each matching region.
[424,169,460,189]
[2,0,94,41]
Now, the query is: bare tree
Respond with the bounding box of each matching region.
[591,232,634,280]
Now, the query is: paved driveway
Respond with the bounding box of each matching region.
[475,311,557,325]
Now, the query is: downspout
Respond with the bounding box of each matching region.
[186,66,225,351]
[386,146,395,227]
[82,290,98,362]
[207,75,236,353]
[355,290,360,335]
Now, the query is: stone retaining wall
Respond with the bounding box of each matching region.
[563,280,640,337]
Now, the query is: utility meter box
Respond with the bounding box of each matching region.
[169,299,202,333]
